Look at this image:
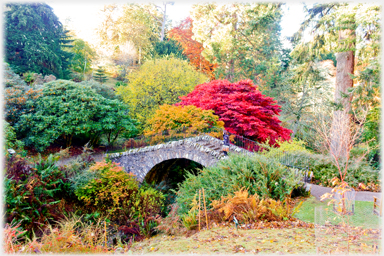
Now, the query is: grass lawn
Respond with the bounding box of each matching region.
[294,196,381,229]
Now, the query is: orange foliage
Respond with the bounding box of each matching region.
[168,17,217,80]
[211,188,294,223]
[5,86,42,125]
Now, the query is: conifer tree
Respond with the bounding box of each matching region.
[93,66,108,83]
[292,3,380,157]
[5,3,73,78]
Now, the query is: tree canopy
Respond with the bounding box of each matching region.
[116,57,209,131]
[5,3,73,78]
[67,36,97,75]
[145,104,224,136]
[168,17,217,80]
[291,3,381,157]
[190,3,285,92]
[178,79,292,146]
[96,3,162,62]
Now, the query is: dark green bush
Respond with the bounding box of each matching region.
[175,153,301,215]
[17,80,137,151]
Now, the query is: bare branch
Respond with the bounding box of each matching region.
[314,104,370,183]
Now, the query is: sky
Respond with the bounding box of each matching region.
[46,1,307,49]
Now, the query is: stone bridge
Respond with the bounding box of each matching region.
[106,135,252,181]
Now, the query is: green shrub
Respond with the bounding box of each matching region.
[79,80,118,100]
[4,64,42,127]
[4,121,25,157]
[73,160,164,240]
[361,106,380,168]
[263,139,310,156]
[175,154,301,215]
[308,154,380,189]
[5,154,72,238]
[262,139,380,190]
[17,80,137,151]
[182,209,198,230]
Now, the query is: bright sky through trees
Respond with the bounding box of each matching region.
[47,1,306,49]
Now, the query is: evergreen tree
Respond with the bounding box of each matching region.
[150,38,187,60]
[60,29,75,79]
[190,3,284,94]
[93,66,108,83]
[292,3,380,157]
[5,3,73,78]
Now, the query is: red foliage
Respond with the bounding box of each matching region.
[168,17,217,80]
[177,79,292,146]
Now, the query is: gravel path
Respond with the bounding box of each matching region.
[305,183,381,202]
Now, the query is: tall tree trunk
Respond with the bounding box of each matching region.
[330,29,355,158]
[226,58,235,81]
[225,12,238,82]
[160,3,167,41]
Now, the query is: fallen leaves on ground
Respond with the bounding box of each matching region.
[128,222,381,255]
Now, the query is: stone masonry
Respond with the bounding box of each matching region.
[106,135,251,182]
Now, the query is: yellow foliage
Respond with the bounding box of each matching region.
[115,57,209,129]
[144,104,224,143]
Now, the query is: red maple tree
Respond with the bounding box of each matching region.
[168,17,216,80]
[177,79,292,146]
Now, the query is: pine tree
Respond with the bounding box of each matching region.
[93,66,108,83]
[5,3,73,78]
[151,39,187,60]
[60,29,75,79]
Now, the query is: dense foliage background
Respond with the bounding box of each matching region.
[3,2,380,253]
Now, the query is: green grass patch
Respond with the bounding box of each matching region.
[294,196,381,229]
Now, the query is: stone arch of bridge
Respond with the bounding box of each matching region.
[108,136,224,182]
[141,152,212,182]
[143,157,204,184]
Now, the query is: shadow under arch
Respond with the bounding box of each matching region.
[143,158,204,213]
[143,158,204,186]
